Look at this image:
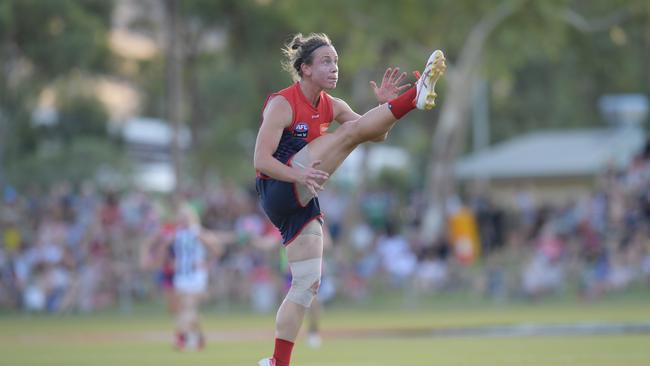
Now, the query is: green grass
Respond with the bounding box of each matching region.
[2,336,649,366]
[1,292,650,366]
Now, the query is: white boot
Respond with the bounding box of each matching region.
[258,358,276,366]
[415,50,446,110]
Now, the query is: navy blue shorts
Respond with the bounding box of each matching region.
[256,177,323,245]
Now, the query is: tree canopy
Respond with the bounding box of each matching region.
[1,0,648,189]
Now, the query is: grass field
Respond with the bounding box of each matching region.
[2,291,650,366]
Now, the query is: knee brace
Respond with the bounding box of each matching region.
[286,258,322,307]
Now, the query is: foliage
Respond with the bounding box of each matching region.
[5,136,129,189]
[0,0,116,186]
[2,0,650,188]
[489,0,650,143]
[51,94,109,142]
[0,0,112,79]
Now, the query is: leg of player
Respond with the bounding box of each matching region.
[165,289,184,349]
[292,50,446,205]
[184,293,203,351]
[260,221,323,366]
[175,293,191,351]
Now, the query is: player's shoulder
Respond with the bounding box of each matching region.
[264,95,292,117]
[328,95,347,106]
[263,95,292,127]
[266,84,295,109]
[268,83,298,107]
[266,94,292,110]
[328,95,352,113]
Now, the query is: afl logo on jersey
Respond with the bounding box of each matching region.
[293,122,309,138]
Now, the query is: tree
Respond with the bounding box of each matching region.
[130,0,295,186]
[419,0,650,243]
[419,0,529,243]
[0,0,115,187]
[164,0,184,195]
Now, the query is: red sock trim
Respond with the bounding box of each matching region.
[388,86,416,119]
[273,338,294,366]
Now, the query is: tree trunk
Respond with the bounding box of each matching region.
[165,0,184,196]
[419,1,519,243]
[185,34,210,189]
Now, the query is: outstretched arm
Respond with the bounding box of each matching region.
[200,229,236,257]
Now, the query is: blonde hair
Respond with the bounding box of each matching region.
[281,33,333,81]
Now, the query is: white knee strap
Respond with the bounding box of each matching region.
[286,258,322,307]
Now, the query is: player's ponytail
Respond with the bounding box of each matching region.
[290,34,303,50]
[282,33,332,81]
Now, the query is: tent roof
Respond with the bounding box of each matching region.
[456,128,644,179]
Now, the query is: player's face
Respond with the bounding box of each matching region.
[303,45,338,89]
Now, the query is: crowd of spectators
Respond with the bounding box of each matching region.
[1,148,650,314]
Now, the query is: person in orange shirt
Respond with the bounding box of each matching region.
[448,200,481,265]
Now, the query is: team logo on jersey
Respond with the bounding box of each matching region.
[293,122,309,138]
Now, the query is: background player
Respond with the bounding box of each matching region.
[142,203,234,351]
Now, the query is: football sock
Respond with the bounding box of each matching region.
[387,86,417,119]
[273,338,294,366]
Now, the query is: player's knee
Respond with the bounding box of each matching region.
[288,278,320,307]
[286,258,322,307]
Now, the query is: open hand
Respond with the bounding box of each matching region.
[294,160,329,196]
[370,67,411,104]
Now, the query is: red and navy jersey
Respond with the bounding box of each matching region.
[258,82,334,177]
